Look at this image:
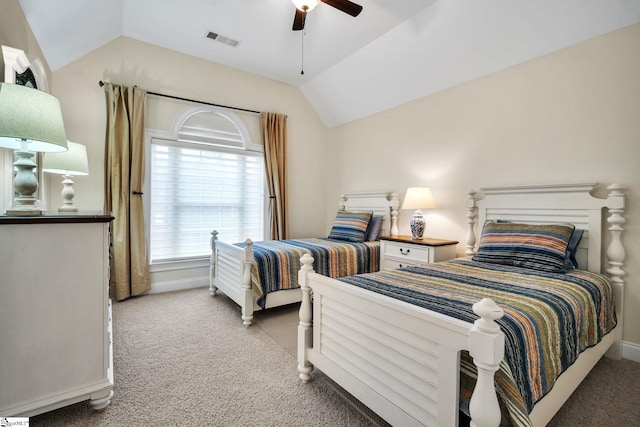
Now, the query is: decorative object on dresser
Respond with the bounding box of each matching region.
[2,45,49,91]
[401,186,436,239]
[43,141,90,212]
[0,83,68,215]
[380,235,457,270]
[0,213,114,417]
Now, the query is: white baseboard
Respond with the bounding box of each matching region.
[622,340,640,362]
[148,276,209,295]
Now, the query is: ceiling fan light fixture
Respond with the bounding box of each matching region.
[292,0,321,12]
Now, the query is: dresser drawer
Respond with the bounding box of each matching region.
[382,240,432,263]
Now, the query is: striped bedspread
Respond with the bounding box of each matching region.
[338,258,616,427]
[236,238,379,309]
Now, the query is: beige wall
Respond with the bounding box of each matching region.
[328,23,640,347]
[50,36,329,239]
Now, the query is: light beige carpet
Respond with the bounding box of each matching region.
[30,288,639,426]
[30,288,388,427]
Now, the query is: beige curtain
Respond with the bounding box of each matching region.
[103,83,151,301]
[260,112,288,240]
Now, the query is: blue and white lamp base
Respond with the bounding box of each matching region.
[410,210,425,239]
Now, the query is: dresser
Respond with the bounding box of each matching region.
[380,235,458,270]
[0,213,114,416]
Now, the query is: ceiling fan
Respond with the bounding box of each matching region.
[291,0,363,31]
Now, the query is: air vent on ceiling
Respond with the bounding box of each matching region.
[206,31,239,47]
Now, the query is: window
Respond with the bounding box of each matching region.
[148,109,265,263]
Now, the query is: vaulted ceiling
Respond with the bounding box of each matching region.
[18,0,640,127]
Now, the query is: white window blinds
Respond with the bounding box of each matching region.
[150,139,265,262]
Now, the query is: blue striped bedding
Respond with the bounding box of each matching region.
[337,258,616,426]
[235,238,379,308]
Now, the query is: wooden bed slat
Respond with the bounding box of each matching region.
[320,309,440,390]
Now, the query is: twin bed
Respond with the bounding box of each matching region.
[296,183,625,427]
[210,182,626,427]
[210,191,400,326]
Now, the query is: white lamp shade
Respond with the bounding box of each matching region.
[43,141,90,175]
[401,187,436,210]
[292,0,321,11]
[0,83,68,152]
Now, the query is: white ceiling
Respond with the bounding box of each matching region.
[18,0,640,128]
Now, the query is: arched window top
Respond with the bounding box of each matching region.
[171,107,262,152]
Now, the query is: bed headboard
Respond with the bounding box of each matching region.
[466,183,625,276]
[339,192,400,238]
[466,182,626,358]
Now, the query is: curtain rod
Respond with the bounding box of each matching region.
[98,81,261,115]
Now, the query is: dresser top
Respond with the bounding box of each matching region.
[0,211,114,224]
[380,235,458,246]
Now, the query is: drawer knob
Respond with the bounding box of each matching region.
[399,248,410,255]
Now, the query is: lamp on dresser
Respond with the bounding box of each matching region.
[43,141,89,212]
[401,186,436,239]
[0,82,68,215]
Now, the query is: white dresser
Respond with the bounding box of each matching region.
[380,235,458,270]
[0,213,114,416]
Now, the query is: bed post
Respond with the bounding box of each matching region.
[338,194,347,211]
[469,298,505,427]
[297,253,315,383]
[466,189,478,255]
[605,184,625,359]
[389,192,400,236]
[241,239,255,327]
[210,230,219,296]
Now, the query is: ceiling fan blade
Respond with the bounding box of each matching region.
[292,8,307,31]
[321,0,363,17]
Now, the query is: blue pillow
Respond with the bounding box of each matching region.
[364,215,384,241]
[327,210,372,243]
[565,228,584,269]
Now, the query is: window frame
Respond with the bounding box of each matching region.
[144,106,267,271]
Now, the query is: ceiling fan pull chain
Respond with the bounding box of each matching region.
[301,28,305,75]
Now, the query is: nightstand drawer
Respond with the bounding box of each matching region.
[382,241,431,263]
[382,258,425,270]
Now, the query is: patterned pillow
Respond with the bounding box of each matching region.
[472,221,575,273]
[328,210,373,243]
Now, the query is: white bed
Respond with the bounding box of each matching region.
[210,191,400,326]
[297,183,626,427]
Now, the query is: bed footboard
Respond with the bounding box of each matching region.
[297,254,505,427]
[210,231,255,326]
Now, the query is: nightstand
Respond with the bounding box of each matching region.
[380,235,458,270]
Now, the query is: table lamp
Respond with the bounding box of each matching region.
[401,187,436,239]
[0,83,68,215]
[43,141,89,212]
